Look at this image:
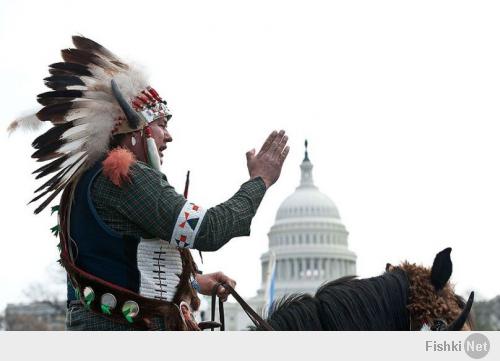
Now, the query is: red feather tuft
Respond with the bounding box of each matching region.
[102,147,136,187]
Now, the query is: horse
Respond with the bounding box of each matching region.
[256,247,474,331]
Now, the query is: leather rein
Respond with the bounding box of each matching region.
[200,283,274,331]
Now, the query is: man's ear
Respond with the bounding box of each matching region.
[431,247,453,291]
[385,263,395,272]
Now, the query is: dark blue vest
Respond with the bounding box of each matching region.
[66,162,141,302]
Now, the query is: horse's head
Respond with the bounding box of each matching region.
[386,247,474,331]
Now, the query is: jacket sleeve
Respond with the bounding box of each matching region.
[114,162,267,251]
[192,177,267,251]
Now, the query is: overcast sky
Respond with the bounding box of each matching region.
[1,0,500,311]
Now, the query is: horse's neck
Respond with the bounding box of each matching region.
[318,272,411,330]
[263,271,410,331]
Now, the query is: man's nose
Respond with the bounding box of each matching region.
[164,129,173,142]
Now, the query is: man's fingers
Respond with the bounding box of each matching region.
[215,274,236,302]
[257,130,278,157]
[246,148,255,162]
[279,145,290,164]
[216,285,229,302]
[268,130,285,156]
[272,134,288,159]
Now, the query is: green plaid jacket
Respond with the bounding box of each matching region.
[91,161,267,251]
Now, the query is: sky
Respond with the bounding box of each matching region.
[1,0,500,311]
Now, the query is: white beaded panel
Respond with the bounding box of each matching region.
[137,238,183,302]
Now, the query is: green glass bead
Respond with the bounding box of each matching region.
[122,301,140,323]
[83,287,95,308]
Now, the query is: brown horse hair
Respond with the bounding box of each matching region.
[396,262,473,330]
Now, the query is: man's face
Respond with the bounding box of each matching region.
[149,117,172,164]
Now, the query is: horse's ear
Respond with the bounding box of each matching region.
[431,247,453,291]
[385,263,395,272]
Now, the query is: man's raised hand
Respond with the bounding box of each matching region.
[246,130,290,189]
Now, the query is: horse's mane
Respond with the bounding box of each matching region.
[263,269,411,330]
[265,293,323,330]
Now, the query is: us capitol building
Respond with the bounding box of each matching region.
[221,141,357,330]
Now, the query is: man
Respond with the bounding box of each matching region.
[9,36,289,330]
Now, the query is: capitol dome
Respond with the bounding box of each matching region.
[276,144,340,220]
[223,140,358,330]
[258,140,357,297]
[276,186,341,220]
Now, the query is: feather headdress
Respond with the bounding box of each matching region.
[9,36,172,214]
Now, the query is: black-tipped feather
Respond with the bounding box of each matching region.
[49,68,79,77]
[38,90,82,101]
[32,154,69,177]
[44,75,85,90]
[34,166,68,193]
[32,121,74,149]
[31,154,86,214]
[36,102,75,122]
[36,151,64,162]
[61,48,105,68]
[37,90,83,106]
[31,139,65,160]
[33,185,65,215]
[72,36,126,68]
[34,158,80,193]
[37,97,77,106]
[49,62,92,76]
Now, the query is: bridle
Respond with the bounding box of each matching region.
[198,283,274,331]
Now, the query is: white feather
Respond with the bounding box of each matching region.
[59,138,86,154]
[7,113,43,134]
[62,108,91,122]
[82,111,116,164]
[66,85,87,91]
[59,155,88,186]
[61,123,89,143]
[112,65,149,100]
[82,90,114,102]
[87,65,113,82]
[62,123,88,138]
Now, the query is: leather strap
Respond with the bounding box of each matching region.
[210,285,225,330]
[210,282,274,331]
